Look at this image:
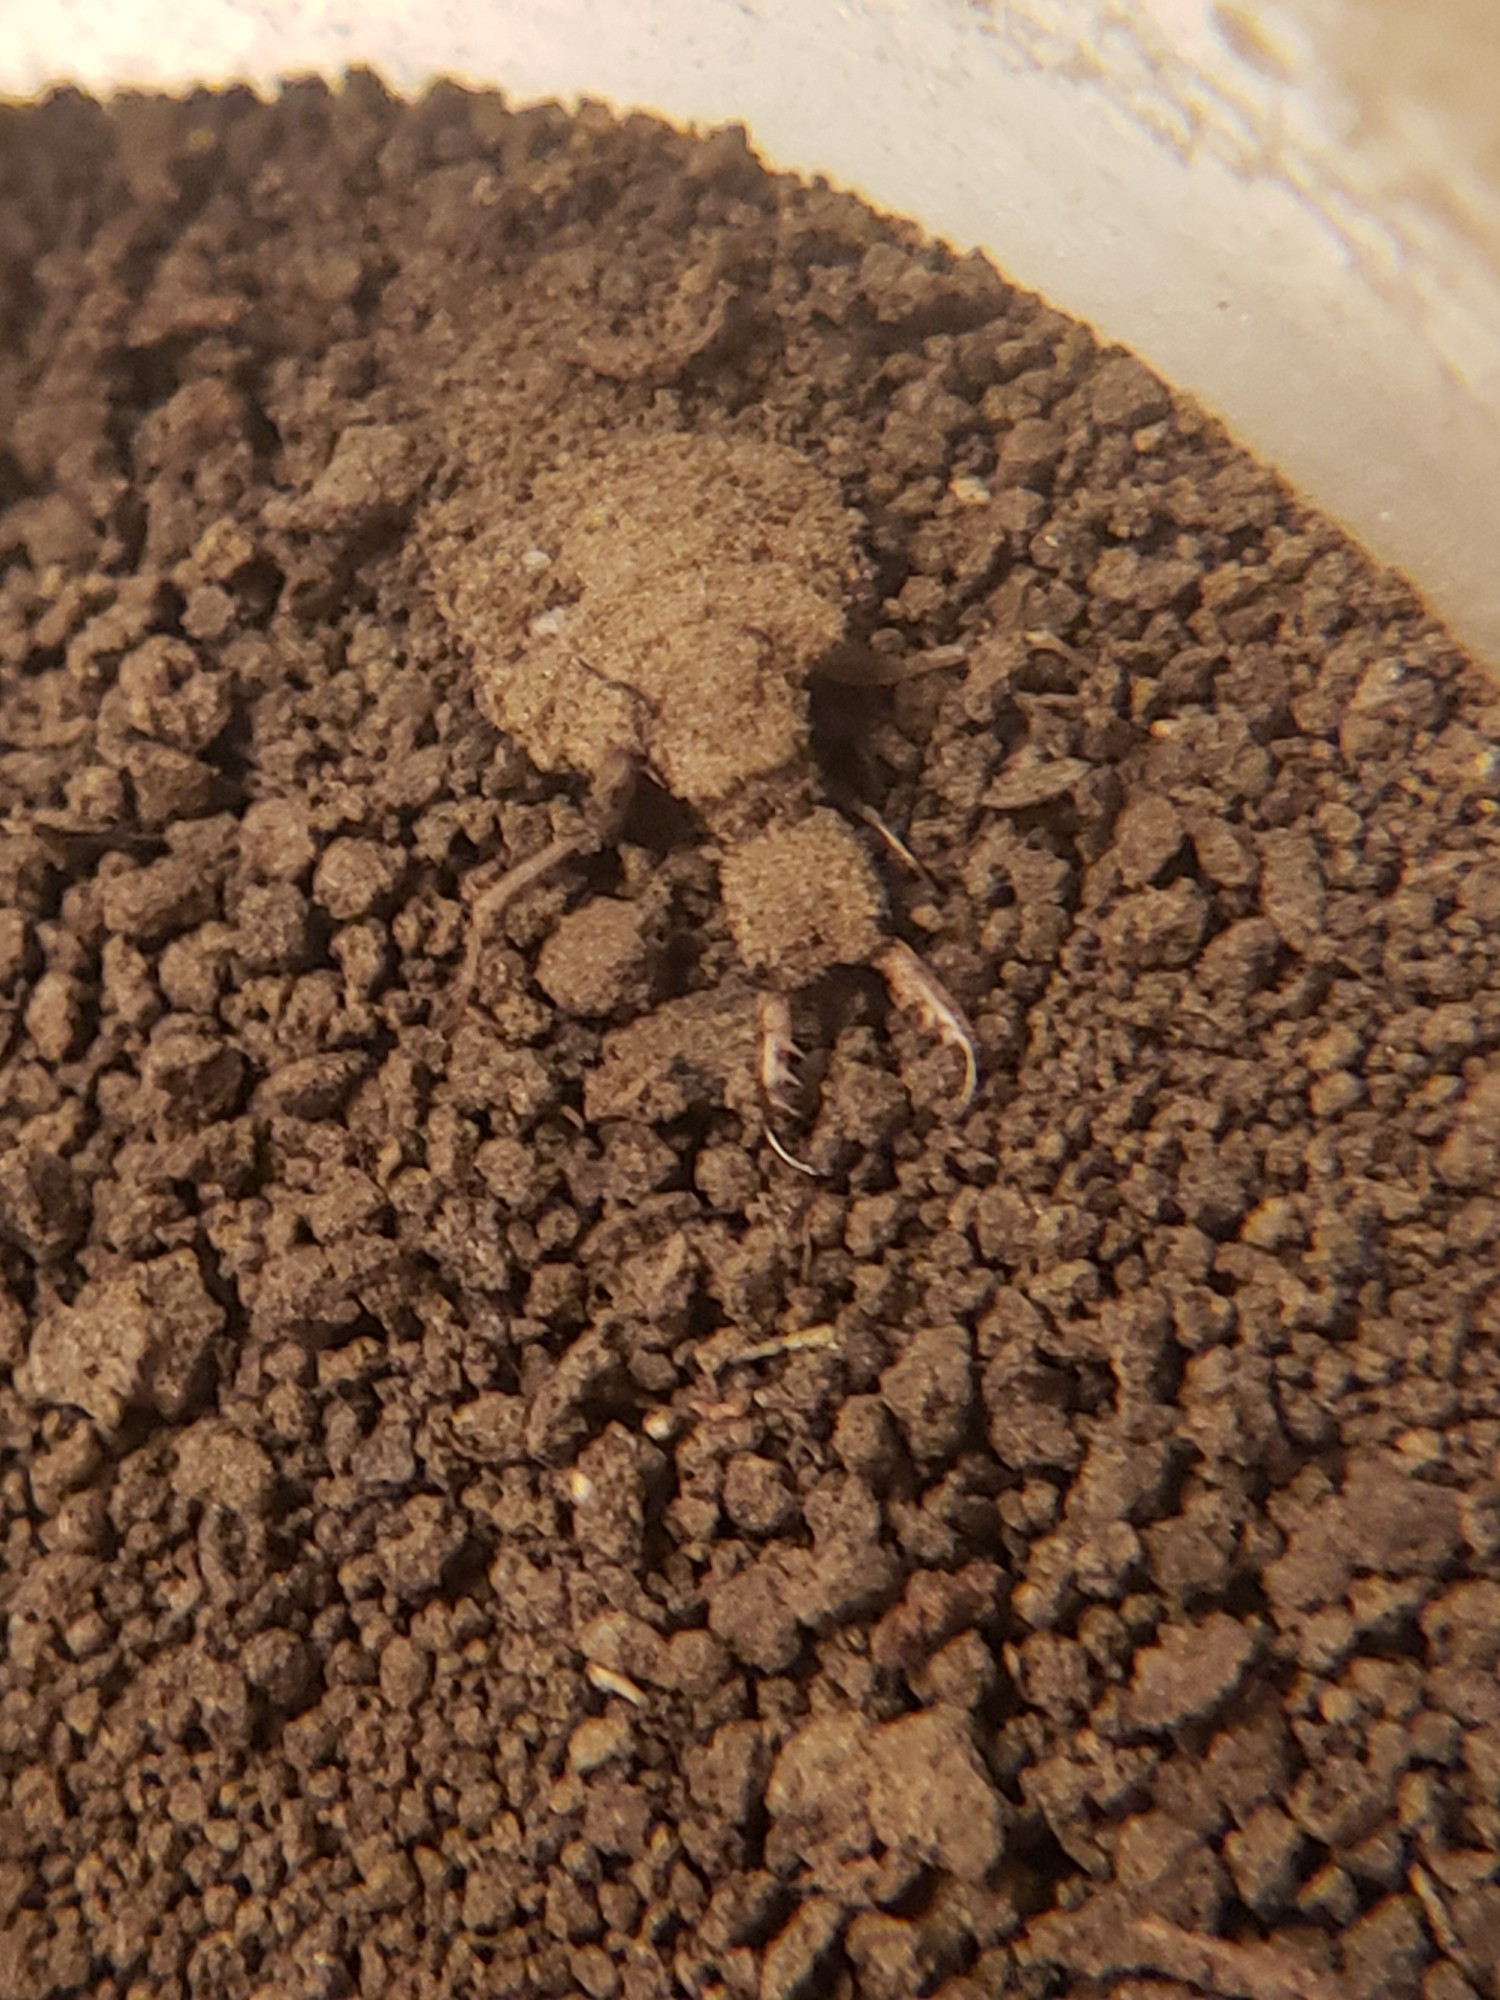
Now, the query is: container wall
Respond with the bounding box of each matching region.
[6,0,1499,667]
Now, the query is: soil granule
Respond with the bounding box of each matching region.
[1,73,1499,2000]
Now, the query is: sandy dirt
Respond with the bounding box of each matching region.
[1,73,1499,2000]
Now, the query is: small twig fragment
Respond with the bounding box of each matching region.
[709,1323,838,1370]
[815,640,969,686]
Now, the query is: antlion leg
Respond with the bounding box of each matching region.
[448,750,639,1029]
[447,831,593,1028]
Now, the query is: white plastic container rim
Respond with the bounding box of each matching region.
[5,0,1499,674]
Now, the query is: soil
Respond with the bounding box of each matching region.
[1,72,1498,2000]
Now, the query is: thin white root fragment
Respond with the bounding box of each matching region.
[875,939,979,1110]
[584,1664,648,1708]
[756,991,822,1176]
